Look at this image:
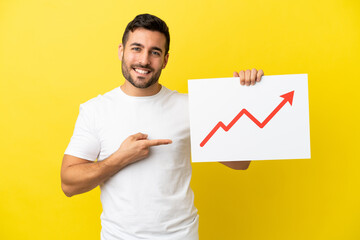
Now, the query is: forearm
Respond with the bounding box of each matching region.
[61,133,172,197]
[61,152,129,197]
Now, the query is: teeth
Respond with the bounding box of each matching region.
[134,68,150,74]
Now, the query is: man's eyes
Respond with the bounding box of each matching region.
[131,48,160,56]
[151,51,161,56]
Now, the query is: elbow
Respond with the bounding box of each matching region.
[64,191,74,198]
[220,161,251,170]
[61,183,75,197]
[61,171,78,197]
[235,161,251,170]
[233,165,249,170]
[237,162,251,170]
[228,163,250,170]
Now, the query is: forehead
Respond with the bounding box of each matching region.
[126,28,166,51]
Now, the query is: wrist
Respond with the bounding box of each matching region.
[103,150,130,170]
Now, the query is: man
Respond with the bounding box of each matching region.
[61,14,264,240]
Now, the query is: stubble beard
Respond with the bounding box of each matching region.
[121,58,162,89]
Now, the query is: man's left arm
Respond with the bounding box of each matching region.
[218,68,264,170]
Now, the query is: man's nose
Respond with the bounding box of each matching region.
[138,52,150,66]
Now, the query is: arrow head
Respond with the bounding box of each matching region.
[280,91,295,105]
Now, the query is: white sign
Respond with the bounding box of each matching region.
[188,74,311,162]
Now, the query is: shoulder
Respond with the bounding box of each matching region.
[160,87,189,120]
[162,86,188,104]
[79,87,120,113]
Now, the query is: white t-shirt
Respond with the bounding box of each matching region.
[65,86,199,240]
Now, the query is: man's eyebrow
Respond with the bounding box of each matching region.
[130,43,144,48]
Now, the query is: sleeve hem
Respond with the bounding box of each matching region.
[63,151,97,161]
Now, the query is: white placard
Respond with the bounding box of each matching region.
[188,74,311,162]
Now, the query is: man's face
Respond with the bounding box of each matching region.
[119,28,169,89]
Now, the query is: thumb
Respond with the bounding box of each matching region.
[233,71,239,77]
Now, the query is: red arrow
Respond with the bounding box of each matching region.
[199,91,295,147]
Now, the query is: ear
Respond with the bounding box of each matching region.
[118,44,124,60]
[162,53,169,69]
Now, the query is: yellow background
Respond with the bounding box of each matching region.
[1,0,359,239]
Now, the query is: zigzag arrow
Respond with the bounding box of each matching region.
[200,91,295,147]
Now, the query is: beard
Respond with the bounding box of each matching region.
[121,58,163,89]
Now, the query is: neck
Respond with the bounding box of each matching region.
[120,81,161,97]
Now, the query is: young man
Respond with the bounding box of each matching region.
[61,14,264,240]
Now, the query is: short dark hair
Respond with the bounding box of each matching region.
[122,14,170,55]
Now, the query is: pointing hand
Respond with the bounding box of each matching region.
[116,132,172,165]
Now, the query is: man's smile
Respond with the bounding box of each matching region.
[132,66,153,76]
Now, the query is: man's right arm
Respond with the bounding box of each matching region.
[61,132,172,197]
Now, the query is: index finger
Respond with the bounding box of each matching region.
[146,139,173,147]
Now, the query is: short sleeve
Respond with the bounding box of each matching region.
[64,103,100,161]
